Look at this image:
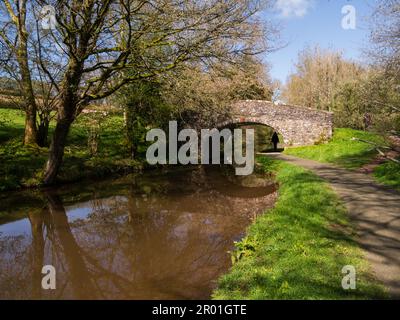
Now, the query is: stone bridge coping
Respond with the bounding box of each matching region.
[232,100,334,117]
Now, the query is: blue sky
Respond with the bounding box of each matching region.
[263,0,378,83]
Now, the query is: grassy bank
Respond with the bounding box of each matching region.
[284,128,385,169]
[213,157,386,299]
[284,128,400,191]
[0,108,143,191]
[373,162,400,191]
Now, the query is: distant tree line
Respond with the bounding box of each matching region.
[282,1,400,136]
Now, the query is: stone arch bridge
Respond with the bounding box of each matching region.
[223,100,333,146]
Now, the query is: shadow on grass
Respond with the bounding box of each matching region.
[0,125,24,144]
[327,149,379,169]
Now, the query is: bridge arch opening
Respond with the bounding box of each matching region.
[220,121,285,153]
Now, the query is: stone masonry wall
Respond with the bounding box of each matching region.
[231,100,333,146]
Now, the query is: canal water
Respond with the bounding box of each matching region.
[0,166,276,299]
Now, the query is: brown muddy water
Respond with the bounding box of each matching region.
[0,166,276,300]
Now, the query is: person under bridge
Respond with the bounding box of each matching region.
[271,132,279,152]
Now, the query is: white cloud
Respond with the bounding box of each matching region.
[275,0,314,18]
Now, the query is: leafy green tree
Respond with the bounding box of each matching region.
[116,80,173,159]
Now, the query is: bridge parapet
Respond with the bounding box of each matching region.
[229,100,333,146]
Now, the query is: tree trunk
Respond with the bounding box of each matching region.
[42,56,85,185]
[37,116,50,147]
[16,16,38,145]
[23,103,38,145]
[5,0,39,145]
[43,117,72,185]
[18,43,38,145]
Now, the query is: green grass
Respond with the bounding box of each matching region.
[0,108,143,191]
[0,108,26,143]
[212,156,387,299]
[284,128,400,191]
[374,161,400,191]
[284,128,385,169]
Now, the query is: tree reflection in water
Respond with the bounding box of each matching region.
[0,166,276,299]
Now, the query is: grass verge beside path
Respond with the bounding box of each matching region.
[373,162,400,191]
[284,128,400,191]
[284,128,385,169]
[213,157,386,299]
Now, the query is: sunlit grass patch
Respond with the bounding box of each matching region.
[213,157,387,299]
[284,128,385,169]
[374,161,400,191]
[0,108,141,191]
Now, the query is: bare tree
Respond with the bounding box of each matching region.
[163,56,273,129]
[0,1,62,146]
[0,0,273,185]
[367,0,400,136]
[369,0,400,80]
[0,0,39,144]
[282,46,364,111]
